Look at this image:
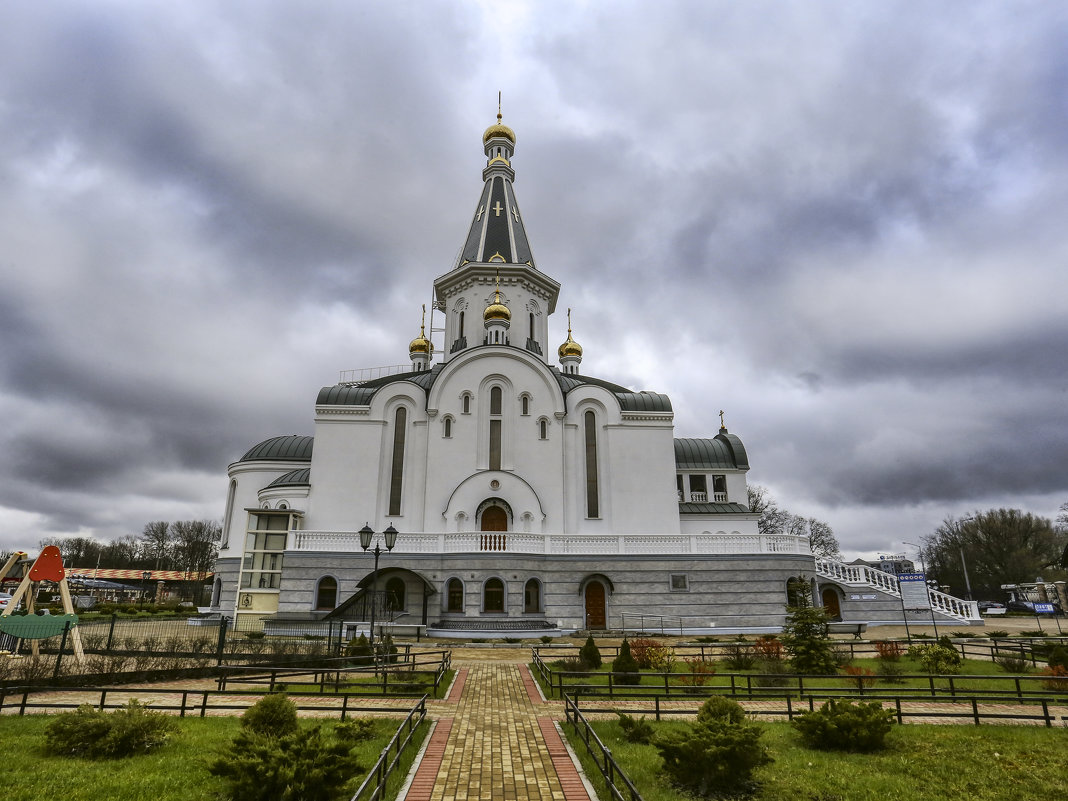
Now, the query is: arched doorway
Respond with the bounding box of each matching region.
[584,582,606,629]
[481,506,508,531]
[821,587,842,620]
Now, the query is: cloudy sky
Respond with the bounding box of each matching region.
[1,1,1066,561]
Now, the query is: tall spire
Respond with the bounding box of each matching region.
[456,107,534,269]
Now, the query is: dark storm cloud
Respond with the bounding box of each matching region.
[0,1,1065,554]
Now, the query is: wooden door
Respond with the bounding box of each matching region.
[585,582,606,629]
[821,587,841,619]
[481,506,507,531]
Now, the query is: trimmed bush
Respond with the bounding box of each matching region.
[655,697,771,796]
[617,712,655,744]
[696,696,747,725]
[46,700,175,758]
[792,699,895,752]
[241,693,298,738]
[629,638,675,671]
[612,638,641,685]
[579,636,602,669]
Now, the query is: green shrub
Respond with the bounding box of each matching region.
[539,635,553,644]
[334,718,376,743]
[46,700,175,759]
[612,638,641,685]
[345,633,373,666]
[907,643,961,674]
[875,660,906,684]
[504,637,521,643]
[579,636,602,669]
[655,698,771,796]
[792,699,895,752]
[753,658,792,687]
[987,630,1009,638]
[376,634,399,663]
[721,642,757,670]
[210,724,363,801]
[617,712,655,744]
[245,631,265,640]
[1021,630,1048,637]
[1045,646,1068,670]
[696,696,747,725]
[781,603,837,675]
[241,693,298,738]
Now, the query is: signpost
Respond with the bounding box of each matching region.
[898,572,939,638]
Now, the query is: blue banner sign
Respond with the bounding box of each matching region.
[1034,603,1055,614]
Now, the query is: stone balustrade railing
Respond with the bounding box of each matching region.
[288,530,813,556]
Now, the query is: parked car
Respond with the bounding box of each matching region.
[977,601,1006,614]
[1006,600,1035,613]
[0,591,13,609]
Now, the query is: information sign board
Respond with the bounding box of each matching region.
[898,572,930,610]
[1034,603,1055,614]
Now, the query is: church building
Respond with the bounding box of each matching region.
[211,114,980,635]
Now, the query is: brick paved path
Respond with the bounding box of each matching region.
[412,662,591,801]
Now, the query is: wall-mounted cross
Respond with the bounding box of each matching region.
[511,205,519,222]
[476,204,485,221]
[492,201,503,216]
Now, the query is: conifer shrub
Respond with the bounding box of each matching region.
[346,633,374,666]
[654,696,771,796]
[875,660,906,683]
[210,725,364,801]
[376,633,399,663]
[46,700,175,758]
[612,638,641,685]
[1046,645,1068,671]
[792,699,895,752]
[781,602,837,675]
[617,712,655,743]
[241,692,298,738]
[579,635,602,669]
[721,642,757,670]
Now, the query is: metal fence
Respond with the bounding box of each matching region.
[563,693,644,801]
[350,697,429,801]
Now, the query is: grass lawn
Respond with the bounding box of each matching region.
[568,717,1068,801]
[273,668,455,698]
[0,712,427,801]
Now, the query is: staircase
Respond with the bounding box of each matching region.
[815,559,981,623]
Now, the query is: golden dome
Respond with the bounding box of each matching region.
[558,308,582,358]
[558,332,582,358]
[409,306,432,354]
[483,112,515,145]
[484,294,511,322]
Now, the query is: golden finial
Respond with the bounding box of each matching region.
[494,267,502,304]
[420,303,426,337]
[498,90,502,123]
[719,410,726,428]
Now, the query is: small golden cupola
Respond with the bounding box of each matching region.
[483,270,511,345]
[558,308,583,375]
[409,305,433,371]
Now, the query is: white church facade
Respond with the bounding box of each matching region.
[212,115,981,635]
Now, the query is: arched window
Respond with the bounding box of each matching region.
[462,394,471,415]
[521,395,529,415]
[443,417,452,438]
[584,410,600,518]
[447,578,464,612]
[539,419,548,440]
[483,578,505,613]
[524,579,540,613]
[315,576,338,611]
[211,576,222,608]
[489,386,503,470]
[388,407,407,516]
[386,577,406,611]
[459,310,465,339]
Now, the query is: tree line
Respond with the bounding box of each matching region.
[28,520,221,577]
[747,485,841,559]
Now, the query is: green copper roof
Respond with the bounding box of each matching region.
[674,434,750,470]
[678,502,752,515]
[265,467,311,488]
[552,370,673,413]
[239,435,314,462]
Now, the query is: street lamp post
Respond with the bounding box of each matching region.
[359,524,398,654]
[903,542,939,638]
[958,516,976,600]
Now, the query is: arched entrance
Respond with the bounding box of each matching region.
[584,582,606,629]
[821,587,842,620]
[481,506,508,531]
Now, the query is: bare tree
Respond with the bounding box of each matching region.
[747,485,840,558]
[140,521,172,571]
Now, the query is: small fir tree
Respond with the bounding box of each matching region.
[579,635,602,669]
[780,581,837,675]
[612,638,641,685]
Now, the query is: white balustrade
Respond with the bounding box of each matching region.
[689,491,707,502]
[288,530,813,556]
[713,492,728,502]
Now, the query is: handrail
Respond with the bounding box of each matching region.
[350,695,428,801]
[564,693,644,801]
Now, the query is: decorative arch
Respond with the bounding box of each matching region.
[442,472,547,527]
[523,578,542,614]
[445,577,465,612]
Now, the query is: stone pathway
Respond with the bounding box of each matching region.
[412,662,591,801]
